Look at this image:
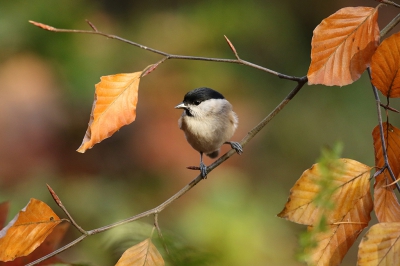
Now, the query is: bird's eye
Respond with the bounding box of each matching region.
[194,100,201,105]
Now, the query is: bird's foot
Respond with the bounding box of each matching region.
[186,164,208,179]
[199,161,208,179]
[226,141,243,155]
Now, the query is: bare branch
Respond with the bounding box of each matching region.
[377,0,400,9]
[154,213,172,261]
[46,184,87,235]
[29,20,303,81]
[380,12,400,38]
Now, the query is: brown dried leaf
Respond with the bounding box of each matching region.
[371,32,400,97]
[372,123,400,222]
[277,159,371,225]
[77,71,142,153]
[0,199,61,262]
[306,192,373,266]
[307,6,380,86]
[0,202,9,230]
[374,177,400,223]
[358,222,400,265]
[115,238,165,266]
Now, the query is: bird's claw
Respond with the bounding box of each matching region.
[229,141,243,155]
[199,161,208,179]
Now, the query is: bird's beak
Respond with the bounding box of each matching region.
[175,103,187,109]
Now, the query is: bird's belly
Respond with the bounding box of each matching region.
[181,118,233,154]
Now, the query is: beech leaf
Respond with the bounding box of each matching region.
[0,198,61,262]
[115,238,165,266]
[77,71,142,153]
[0,223,69,266]
[371,32,400,97]
[307,6,380,86]
[372,123,400,222]
[306,192,373,266]
[277,159,372,225]
[358,222,400,265]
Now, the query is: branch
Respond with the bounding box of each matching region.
[29,20,303,82]
[377,0,400,9]
[367,67,400,193]
[26,20,307,265]
[27,81,307,266]
[380,12,400,38]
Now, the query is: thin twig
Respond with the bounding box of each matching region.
[154,213,173,263]
[46,184,87,234]
[29,20,303,82]
[367,67,400,192]
[378,0,400,9]
[380,12,400,38]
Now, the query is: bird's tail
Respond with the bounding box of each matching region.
[206,150,219,159]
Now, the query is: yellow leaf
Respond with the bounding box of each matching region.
[306,192,372,266]
[358,222,400,265]
[0,198,61,262]
[371,32,400,98]
[307,6,380,86]
[77,71,142,153]
[277,159,372,225]
[115,238,165,266]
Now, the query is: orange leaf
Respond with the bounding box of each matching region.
[277,159,372,225]
[374,177,400,223]
[307,6,380,86]
[0,223,69,266]
[372,123,400,222]
[371,32,400,97]
[77,71,142,153]
[358,222,400,265]
[0,199,61,262]
[306,192,373,266]
[115,238,165,266]
[0,202,9,230]
[373,123,400,182]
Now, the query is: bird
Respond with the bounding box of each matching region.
[175,87,243,178]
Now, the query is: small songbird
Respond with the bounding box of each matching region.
[175,87,243,178]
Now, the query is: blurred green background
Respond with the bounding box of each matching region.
[1,0,400,265]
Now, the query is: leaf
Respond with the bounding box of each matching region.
[0,202,9,229]
[277,159,372,225]
[0,223,69,266]
[0,198,61,262]
[373,123,400,182]
[306,192,373,266]
[358,222,400,265]
[307,6,380,86]
[372,123,400,222]
[371,32,400,97]
[115,238,165,266]
[77,71,142,153]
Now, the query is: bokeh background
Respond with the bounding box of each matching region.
[1,0,400,265]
